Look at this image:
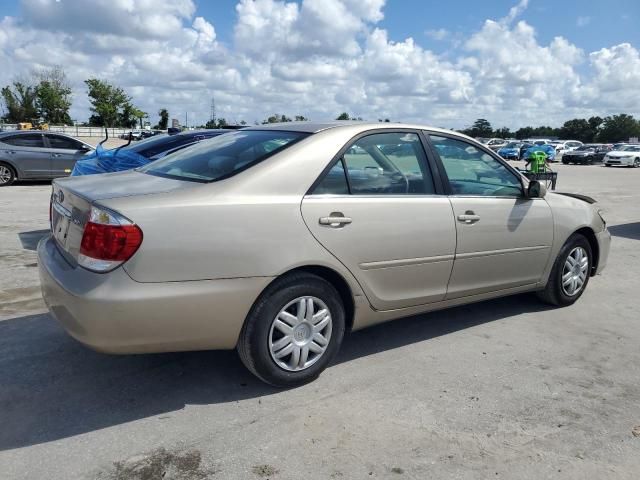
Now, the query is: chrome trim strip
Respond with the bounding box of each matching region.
[360,254,455,270]
[52,201,71,218]
[456,245,549,260]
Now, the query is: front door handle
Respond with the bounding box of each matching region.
[457,211,480,224]
[319,212,352,228]
[52,153,62,158]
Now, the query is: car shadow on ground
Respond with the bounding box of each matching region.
[18,229,50,251]
[0,293,552,451]
[608,222,640,241]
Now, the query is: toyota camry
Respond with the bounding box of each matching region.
[39,122,611,386]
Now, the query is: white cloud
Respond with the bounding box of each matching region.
[576,16,591,27]
[0,0,637,129]
[425,28,449,41]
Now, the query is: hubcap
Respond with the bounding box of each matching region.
[269,296,332,372]
[0,166,11,184]
[561,246,589,296]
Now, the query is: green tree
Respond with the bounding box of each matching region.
[1,82,37,123]
[85,78,133,127]
[34,67,72,125]
[494,127,512,138]
[558,119,592,142]
[157,108,169,130]
[336,112,350,120]
[463,118,493,138]
[597,114,640,143]
[294,115,308,121]
[263,114,292,124]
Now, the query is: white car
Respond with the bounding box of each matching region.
[603,145,640,167]
[553,140,583,154]
[482,138,509,151]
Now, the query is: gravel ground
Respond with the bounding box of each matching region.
[0,161,639,479]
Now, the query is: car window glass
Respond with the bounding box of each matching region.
[313,160,349,195]
[336,132,435,195]
[430,135,522,197]
[48,135,83,150]
[2,134,45,148]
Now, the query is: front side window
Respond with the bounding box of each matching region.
[314,132,435,195]
[3,134,45,148]
[429,135,522,197]
[142,130,308,182]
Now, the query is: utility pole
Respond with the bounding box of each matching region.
[185,111,188,129]
[210,97,216,126]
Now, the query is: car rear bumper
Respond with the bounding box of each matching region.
[595,228,611,275]
[38,236,272,353]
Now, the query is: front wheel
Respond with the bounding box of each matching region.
[537,234,592,306]
[633,158,640,168]
[0,164,16,186]
[237,272,346,387]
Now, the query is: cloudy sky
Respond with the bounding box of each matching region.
[0,0,638,128]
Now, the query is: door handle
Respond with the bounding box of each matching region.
[319,213,352,227]
[457,211,480,224]
[52,153,62,158]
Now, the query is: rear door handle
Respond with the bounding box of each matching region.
[457,211,480,224]
[319,213,352,227]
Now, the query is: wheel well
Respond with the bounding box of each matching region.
[0,161,17,178]
[575,227,599,276]
[283,266,355,332]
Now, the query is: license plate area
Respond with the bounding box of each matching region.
[52,202,72,249]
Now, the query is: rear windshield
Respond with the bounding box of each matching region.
[141,130,309,182]
[124,133,214,159]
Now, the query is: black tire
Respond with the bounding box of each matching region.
[237,272,346,387]
[0,163,16,187]
[634,158,640,168]
[562,160,568,165]
[537,233,592,306]
[605,164,611,167]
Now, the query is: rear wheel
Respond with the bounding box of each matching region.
[537,234,592,306]
[0,163,16,186]
[237,272,345,387]
[633,158,640,168]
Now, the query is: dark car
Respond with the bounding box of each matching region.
[72,130,233,175]
[518,143,533,160]
[0,131,94,186]
[562,144,611,165]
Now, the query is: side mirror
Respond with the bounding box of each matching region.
[527,180,547,198]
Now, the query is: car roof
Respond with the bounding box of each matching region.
[242,121,471,138]
[0,130,76,137]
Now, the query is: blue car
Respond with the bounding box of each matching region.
[497,142,524,160]
[72,130,233,175]
[522,144,556,162]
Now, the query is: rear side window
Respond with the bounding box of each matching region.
[47,135,84,150]
[141,130,308,182]
[313,132,435,195]
[2,134,45,148]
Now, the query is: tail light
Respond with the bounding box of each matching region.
[78,206,143,272]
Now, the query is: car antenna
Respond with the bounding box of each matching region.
[98,127,109,146]
[114,131,133,152]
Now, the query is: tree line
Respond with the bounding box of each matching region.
[2,67,638,142]
[460,116,640,143]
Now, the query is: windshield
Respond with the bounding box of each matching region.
[575,146,595,151]
[141,130,309,182]
[505,142,521,148]
[621,145,640,152]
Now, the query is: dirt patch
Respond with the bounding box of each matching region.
[252,464,279,477]
[98,447,218,480]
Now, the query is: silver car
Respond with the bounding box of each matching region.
[0,131,94,186]
[38,122,611,386]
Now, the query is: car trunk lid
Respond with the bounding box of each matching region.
[50,171,192,262]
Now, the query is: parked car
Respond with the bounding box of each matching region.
[553,140,583,155]
[40,122,610,386]
[562,144,611,164]
[0,131,94,186]
[482,138,509,151]
[523,144,557,162]
[603,145,640,167]
[497,142,524,160]
[523,139,552,146]
[72,130,232,175]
